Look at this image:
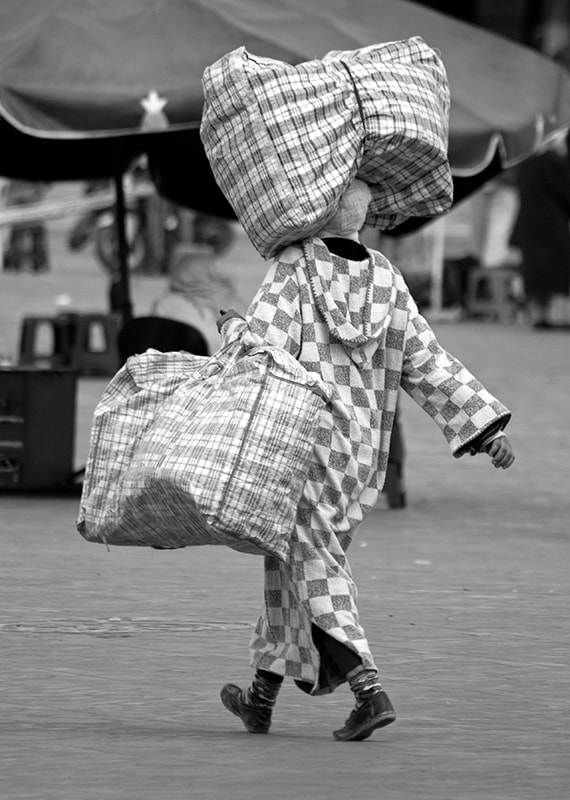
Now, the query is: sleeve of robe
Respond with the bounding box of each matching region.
[246,259,303,355]
[399,294,511,458]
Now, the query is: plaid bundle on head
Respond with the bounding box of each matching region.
[200,36,453,259]
[76,319,329,559]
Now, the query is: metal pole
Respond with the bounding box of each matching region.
[428,216,446,313]
[113,171,133,324]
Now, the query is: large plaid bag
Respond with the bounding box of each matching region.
[76,319,330,560]
[200,36,453,259]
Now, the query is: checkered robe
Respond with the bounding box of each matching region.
[246,238,511,695]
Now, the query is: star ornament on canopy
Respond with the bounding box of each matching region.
[140,90,170,132]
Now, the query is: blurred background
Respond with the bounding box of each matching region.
[1,0,570,493]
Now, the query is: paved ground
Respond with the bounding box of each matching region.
[1,207,569,799]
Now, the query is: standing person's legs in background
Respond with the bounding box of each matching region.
[3,225,26,271]
[525,285,554,329]
[3,224,49,272]
[30,224,49,272]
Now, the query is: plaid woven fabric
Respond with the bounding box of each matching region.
[323,42,452,231]
[200,36,452,259]
[245,239,511,693]
[77,318,329,560]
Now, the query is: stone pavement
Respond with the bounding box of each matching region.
[1,212,569,799]
[1,320,569,800]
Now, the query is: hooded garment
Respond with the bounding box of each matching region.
[245,237,510,695]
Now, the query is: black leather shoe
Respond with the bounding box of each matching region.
[333,690,396,741]
[220,683,272,734]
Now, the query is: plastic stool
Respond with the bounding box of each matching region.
[18,316,73,368]
[67,313,120,376]
[466,267,521,323]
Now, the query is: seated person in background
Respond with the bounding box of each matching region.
[151,244,243,355]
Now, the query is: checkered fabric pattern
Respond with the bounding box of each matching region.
[245,239,511,693]
[76,318,329,560]
[200,36,452,259]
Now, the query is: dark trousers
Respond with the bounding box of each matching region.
[3,224,49,272]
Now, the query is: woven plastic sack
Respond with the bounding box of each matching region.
[76,320,330,561]
[200,36,453,259]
